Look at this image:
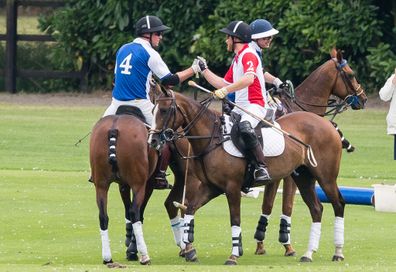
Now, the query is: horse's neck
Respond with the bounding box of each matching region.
[292,62,335,115]
[179,96,220,154]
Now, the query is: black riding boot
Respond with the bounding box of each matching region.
[238,120,271,183]
[250,143,271,183]
[153,143,172,190]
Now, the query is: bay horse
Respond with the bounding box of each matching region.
[90,114,158,265]
[149,89,345,265]
[255,48,367,256]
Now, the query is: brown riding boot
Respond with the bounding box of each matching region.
[250,143,271,183]
[154,143,172,189]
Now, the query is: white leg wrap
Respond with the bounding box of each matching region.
[231,225,242,256]
[280,214,292,245]
[100,229,112,262]
[308,222,321,252]
[171,216,185,249]
[334,217,344,248]
[132,221,148,256]
[183,214,194,244]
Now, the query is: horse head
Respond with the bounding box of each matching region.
[329,48,367,110]
[149,88,182,151]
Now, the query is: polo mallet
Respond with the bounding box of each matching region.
[172,142,191,211]
[187,80,317,167]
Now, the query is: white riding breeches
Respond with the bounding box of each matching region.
[102,97,154,125]
[232,103,268,128]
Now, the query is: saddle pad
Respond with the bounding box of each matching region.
[222,115,285,158]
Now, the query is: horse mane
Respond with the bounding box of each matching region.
[297,60,332,87]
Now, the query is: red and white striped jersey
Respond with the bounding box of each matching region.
[223,44,267,107]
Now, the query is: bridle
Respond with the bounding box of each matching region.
[281,58,364,120]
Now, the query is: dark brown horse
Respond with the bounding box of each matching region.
[255,48,367,256]
[149,89,345,265]
[90,114,158,265]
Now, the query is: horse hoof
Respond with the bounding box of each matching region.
[140,255,151,265]
[126,252,138,261]
[255,242,266,255]
[300,256,312,262]
[332,255,344,262]
[284,244,296,256]
[255,248,266,255]
[224,259,237,265]
[285,250,296,257]
[185,248,198,262]
[179,249,186,258]
[102,259,113,265]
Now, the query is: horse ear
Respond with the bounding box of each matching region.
[164,87,173,97]
[149,78,162,103]
[330,47,337,58]
[336,49,344,63]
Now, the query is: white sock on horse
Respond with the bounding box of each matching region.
[231,225,242,256]
[334,216,344,256]
[100,229,112,262]
[303,222,322,259]
[132,221,148,256]
[171,216,185,249]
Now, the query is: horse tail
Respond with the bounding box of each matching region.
[108,128,119,173]
[331,121,355,153]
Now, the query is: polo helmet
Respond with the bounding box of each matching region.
[219,21,251,43]
[250,19,279,39]
[135,15,170,36]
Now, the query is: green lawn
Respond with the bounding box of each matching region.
[0,102,395,271]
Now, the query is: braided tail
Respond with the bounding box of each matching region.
[108,129,119,173]
[331,121,355,153]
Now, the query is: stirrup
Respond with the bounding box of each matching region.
[254,167,271,182]
[154,171,172,190]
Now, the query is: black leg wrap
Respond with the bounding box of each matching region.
[254,215,268,241]
[125,222,138,261]
[232,233,243,256]
[184,219,194,243]
[278,218,291,244]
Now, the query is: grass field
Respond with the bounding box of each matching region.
[0,99,395,271]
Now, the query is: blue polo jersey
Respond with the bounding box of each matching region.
[112,38,171,101]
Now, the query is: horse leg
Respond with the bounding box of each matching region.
[129,183,151,265]
[254,179,280,255]
[292,167,323,262]
[317,180,345,261]
[280,176,297,256]
[96,185,113,264]
[165,154,191,257]
[182,182,222,263]
[118,184,139,261]
[224,182,243,265]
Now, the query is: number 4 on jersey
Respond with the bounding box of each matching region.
[119,53,132,75]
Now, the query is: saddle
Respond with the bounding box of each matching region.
[227,112,271,193]
[115,105,147,124]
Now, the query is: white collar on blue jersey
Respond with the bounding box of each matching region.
[133,37,152,48]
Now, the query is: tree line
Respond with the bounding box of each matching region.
[31,0,396,93]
